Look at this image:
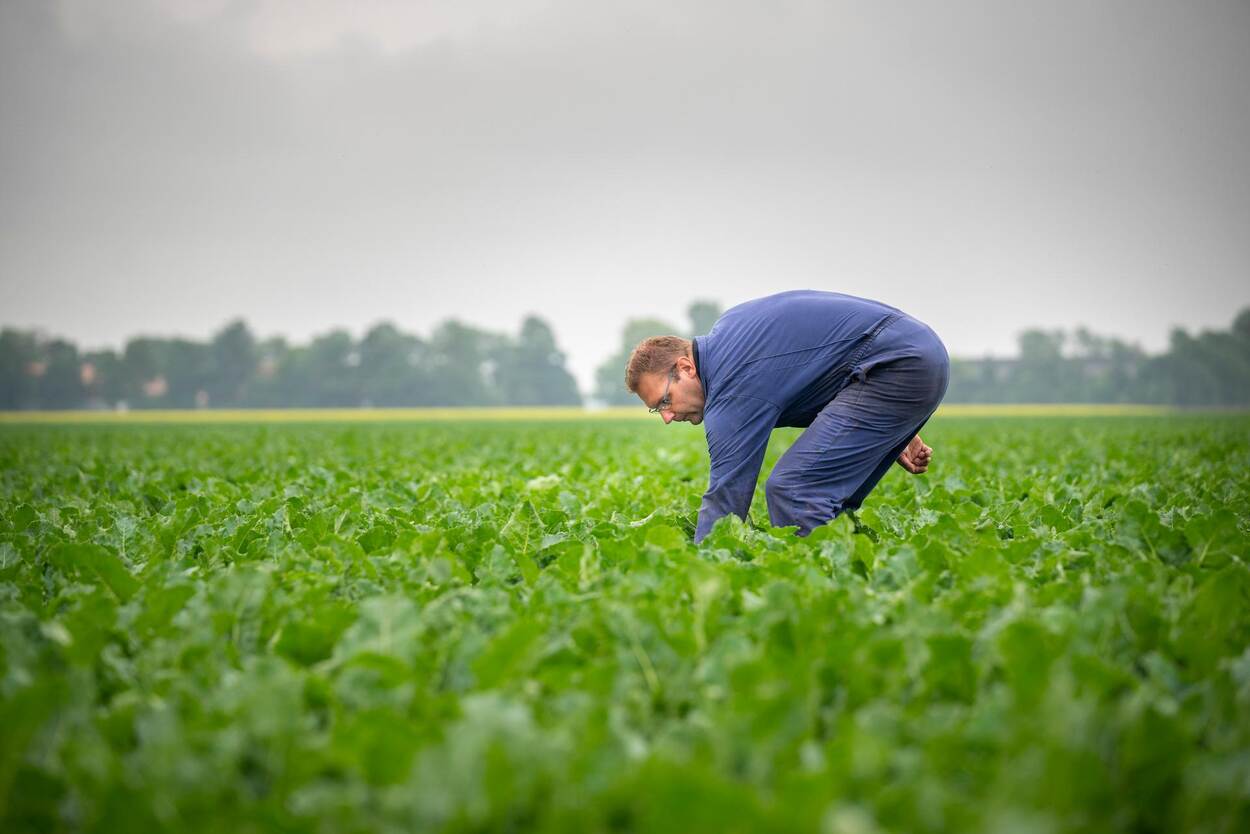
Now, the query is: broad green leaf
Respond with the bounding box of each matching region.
[45,542,140,602]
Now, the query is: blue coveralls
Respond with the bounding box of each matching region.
[692,290,949,542]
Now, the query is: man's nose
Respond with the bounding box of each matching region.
[662,411,675,424]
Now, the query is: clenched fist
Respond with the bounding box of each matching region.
[897,435,933,474]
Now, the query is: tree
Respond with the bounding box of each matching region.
[1102,338,1148,403]
[426,321,501,406]
[81,349,126,407]
[208,320,257,407]
[122,338,166,407]
[1181,329,1250,406]
[244,337,290,407]
[494,316,582,406]
[357,322,426,407]
[0,329,39,410]
[1014,329,1067,402]
[687,300,722,336]
[37,340,85,409]
[302,330,358,406]
[161,339,213,408]
[1233,308,1250,344]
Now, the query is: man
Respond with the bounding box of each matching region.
[626,290,949,542]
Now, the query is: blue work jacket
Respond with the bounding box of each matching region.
[691,290,931,541]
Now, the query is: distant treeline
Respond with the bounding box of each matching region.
[947,308,1250,406]
[2,305,1248,410]
[0,317,581,410]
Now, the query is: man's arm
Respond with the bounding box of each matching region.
[696,396,780,542]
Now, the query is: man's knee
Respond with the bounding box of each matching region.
[766,467,839,533]
[764,467,799,518]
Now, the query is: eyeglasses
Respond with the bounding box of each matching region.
[648,365,679,414]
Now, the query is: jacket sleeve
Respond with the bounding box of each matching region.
[696,396,780,542]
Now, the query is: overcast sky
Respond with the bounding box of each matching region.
[3,0,1248,391]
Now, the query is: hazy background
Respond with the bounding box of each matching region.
[3,0,1249,392]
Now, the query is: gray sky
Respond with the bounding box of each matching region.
[3,0,1248,391]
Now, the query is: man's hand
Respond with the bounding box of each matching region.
[897,435,933,474]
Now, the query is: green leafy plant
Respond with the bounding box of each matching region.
[1,415,1248,832]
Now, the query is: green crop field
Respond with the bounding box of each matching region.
[2,415,1248,833]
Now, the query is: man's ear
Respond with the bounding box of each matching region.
[677,354,697,378]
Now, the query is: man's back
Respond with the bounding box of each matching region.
[695,290,904,428]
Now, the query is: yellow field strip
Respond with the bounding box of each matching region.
[935,404,1177,417]
[0,403,1193,424]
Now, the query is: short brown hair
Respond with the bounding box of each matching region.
[625,336,691,393]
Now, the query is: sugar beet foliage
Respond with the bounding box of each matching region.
[1,416,1248,833]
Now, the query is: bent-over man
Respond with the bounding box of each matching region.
[627,290,949,542]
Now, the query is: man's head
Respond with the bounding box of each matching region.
[626,336,706,425]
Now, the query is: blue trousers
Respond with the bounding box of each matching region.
[764,318,949,534]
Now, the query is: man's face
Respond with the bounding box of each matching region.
[637,356,705,425]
